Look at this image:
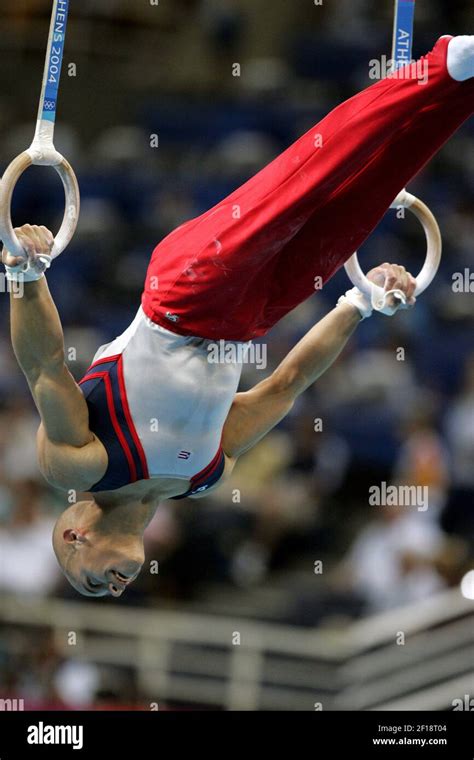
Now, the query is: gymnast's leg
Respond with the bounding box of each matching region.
[142,36,474,341]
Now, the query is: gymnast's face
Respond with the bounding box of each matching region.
[53,503,144,598]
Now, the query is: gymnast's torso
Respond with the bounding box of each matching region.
[78,307,246,498]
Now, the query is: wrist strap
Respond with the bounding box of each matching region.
[371,287,407,316]
[338,287,373,319]
[338,285,409,319]
[4,254,51,282]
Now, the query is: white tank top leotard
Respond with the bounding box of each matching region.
[89,307,247,484]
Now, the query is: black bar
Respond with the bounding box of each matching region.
[0,710,473,757]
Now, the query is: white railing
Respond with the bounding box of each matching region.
[0,589,472,710]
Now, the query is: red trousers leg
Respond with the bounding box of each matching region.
[142,36,474,341]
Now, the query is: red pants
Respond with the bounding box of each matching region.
[142,36,474,341]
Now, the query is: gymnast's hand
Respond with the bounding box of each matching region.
[367,262,417,311]
[2,223,54,273]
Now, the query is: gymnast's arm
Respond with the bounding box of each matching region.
[221,301,361,459]
[222,264,416,459]
[4,225,107,490]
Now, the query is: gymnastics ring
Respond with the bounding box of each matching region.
[0,0,79,264]
[344,190,442,310]
[0,149,80,261]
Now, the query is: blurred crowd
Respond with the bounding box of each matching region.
[0,0,473,708]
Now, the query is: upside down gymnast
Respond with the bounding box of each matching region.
[2,35,473,598]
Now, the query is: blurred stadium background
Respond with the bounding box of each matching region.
[0,0,473,711]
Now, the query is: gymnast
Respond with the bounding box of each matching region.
[2,35,473,597]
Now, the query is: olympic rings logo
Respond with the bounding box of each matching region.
[43,100,56,111]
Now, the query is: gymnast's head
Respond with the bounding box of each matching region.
[52,500,144,598]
